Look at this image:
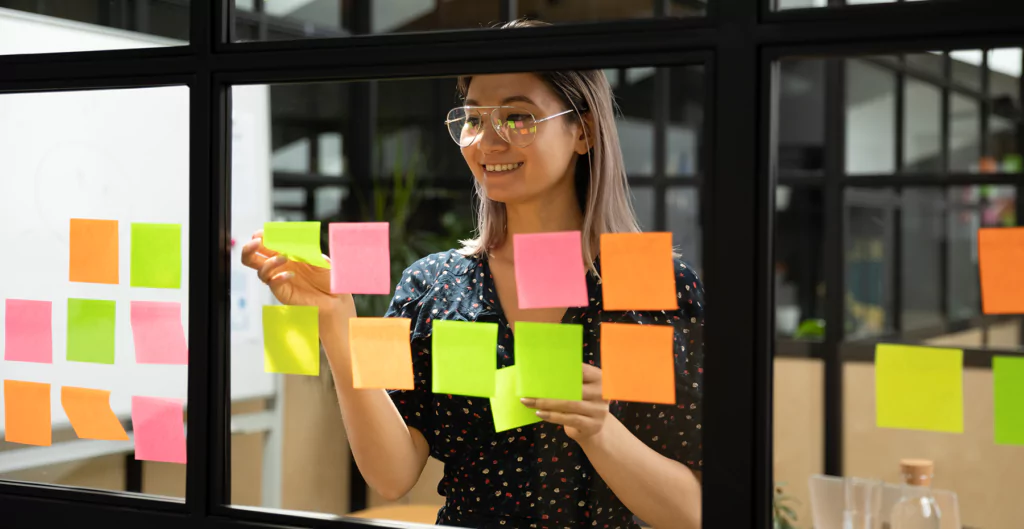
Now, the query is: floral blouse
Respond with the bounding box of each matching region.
[383,249,704,529]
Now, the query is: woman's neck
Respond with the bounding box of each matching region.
[493,192,584,262]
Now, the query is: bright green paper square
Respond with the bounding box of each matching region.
[875,343,963,433]
[431,320,497,398]
[994,355,1024,445]
[490,366,542,433]
[67,299,116,364]
[131,223,182,289]
[515,322,583,401]
[263,305,320,376]
[263,222,331,269]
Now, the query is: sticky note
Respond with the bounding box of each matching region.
[61,386,129,441]
[4,299,52,363]
[994,356,1024,445]
[262,305,319,376]
[600,323,676,404]
[264,221,331,269]
[4,380,51,446]
[67,298,116,364]
[514,322,583,401]
[329,222,391,295]
[490,366,543,432]
[512,231,588,309]
[130,301,188,365]
[348,317,414,390]
[600,232,678,311]
[69,219,119,284]
[875,344,963,433]
[131,396,186,464]
[131,223,182,289]
[978,227,1024,314]
[431,320,498,398]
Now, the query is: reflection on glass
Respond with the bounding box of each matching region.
[903,79,941,173]
[775,0,931,8]
[517,0,705,22]
[668,66,704,177]
[775,186,826,337]
[950,49,983,93]
[846,59,897,175]
[778,59,826,176]
[0,86,190,496]
[901,189,944,331]
[949,93,981,173]
[845,189,895,338]
[987,48,1022,174]
[667,187,702,272]
[0,1,188,54]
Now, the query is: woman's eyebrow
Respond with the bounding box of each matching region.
[462,95,536,106]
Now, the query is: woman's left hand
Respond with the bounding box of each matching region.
[521,363,611,443]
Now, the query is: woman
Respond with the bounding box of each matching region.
[241,20,703,529]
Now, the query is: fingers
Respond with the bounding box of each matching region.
[258,255,289,284]
[582,383,604,402]
[522,398,606,417]
[582,363,602,382]
[534,410,587,431]
[241,236,279,271]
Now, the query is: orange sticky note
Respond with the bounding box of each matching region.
[61,386,129,441]
[600,233,678,311]
[978,227,1024,314]
[600,323,675,404]
[4,380,52,446]
[348,317,414,390]
[69,219,119,284]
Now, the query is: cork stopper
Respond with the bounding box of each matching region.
[899,458,934,486]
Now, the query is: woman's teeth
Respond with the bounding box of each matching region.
[485,162,523,172]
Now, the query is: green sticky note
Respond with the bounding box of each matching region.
[514,322,583,401]
[431,320,497,398]
[262,305,320,376]
[875,344,963,433]
[490,366,542,433]
[994,356,1024,445]
[67,299,116,364]
[131,223,182,289]
[263,222,330,269]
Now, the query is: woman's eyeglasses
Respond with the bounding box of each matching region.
[445,105,574,148]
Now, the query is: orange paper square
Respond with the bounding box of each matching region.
[348,317,415,390]
[600,232,678,311]
[4,380,52,446]
[978,227,1024,315]
[600,323,675,404]
[70,219,119,284]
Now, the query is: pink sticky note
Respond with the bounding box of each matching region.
[130,301,188,365]
[513,231,589,309]
[131,396,186,464]
[328,222,391,295]
[4,300,52,363]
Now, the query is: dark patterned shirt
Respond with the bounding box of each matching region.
[384,249,704,529]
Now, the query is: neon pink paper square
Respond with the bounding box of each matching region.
[131,396,186,464]
[130,301,188,365]
[329,222,391,295]
[4,300,52,363]
[513,231,588,309]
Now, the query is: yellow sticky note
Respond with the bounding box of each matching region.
[875,343,963,433]
[263,305,320,376]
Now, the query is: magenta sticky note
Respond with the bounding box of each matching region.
[513,231,589,309]
[328,222,391,295]
[4,300,52,363]
[130,301,188,365]
[131,396,186,464]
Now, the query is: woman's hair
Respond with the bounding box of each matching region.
[456,19,642,275]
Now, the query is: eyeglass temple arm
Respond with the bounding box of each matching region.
[533,108,575,123]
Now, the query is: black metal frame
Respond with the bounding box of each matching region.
[1,1,1022,528]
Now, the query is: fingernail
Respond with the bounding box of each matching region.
[282,271,295,280]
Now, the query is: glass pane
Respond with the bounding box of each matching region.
[903,78,942,173]
[949,92,981,173]
[778,59,826,176]
[668,65,704,177]
[950,49,984,93]
[900,189,944,331]
[667,187,702,272]
[231,68,706,525]
[987,48,1022,174]
[0,86,190,495]
[846,58,897,175]
[0,1,188,54]
[845,188,896,338]
[516,0,705,22]
[774,185,826,338]
[775,0,932,8]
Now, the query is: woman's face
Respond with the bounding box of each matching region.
[460,73,587,205]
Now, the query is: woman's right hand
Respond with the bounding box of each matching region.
[240,230,355,317]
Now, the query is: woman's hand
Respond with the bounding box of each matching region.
[240,230,354,317]
[521,364,611,443]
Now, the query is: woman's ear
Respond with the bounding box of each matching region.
[575,113,597,155]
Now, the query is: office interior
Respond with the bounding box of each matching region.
[0,1,1021,528]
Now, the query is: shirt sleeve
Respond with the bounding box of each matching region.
[384,252,448,449]
[611,260,705,471]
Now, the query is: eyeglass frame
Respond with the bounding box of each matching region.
[444,105,575,148]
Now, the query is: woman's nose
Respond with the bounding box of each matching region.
[476,118,508,152]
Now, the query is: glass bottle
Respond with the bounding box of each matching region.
[889,459,941,529]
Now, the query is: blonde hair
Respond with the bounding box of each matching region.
[456,19,642,276]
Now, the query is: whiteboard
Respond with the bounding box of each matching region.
[0,10,276,431]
